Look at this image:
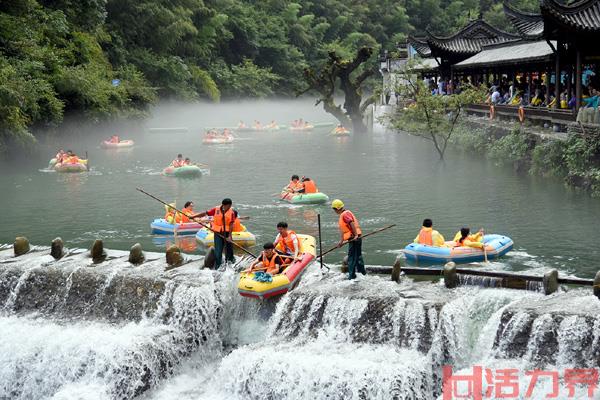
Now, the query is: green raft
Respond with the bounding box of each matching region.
[162,165,202,177]
[280,192,329,204]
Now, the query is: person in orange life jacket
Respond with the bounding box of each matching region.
[64,150,80,164]
[110,135,119,143]
[332,199,365,280]
[184,157,192,166]
[174,201,196,224]
[193,198,238,268]
[172,154,184,168]
[301,177,318,194]
[247,243,286,274]
[285,175,304,193]
[414,218,445,247]
[274,221,299,260]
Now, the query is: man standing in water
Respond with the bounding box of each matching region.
[332,199,365,280]
[193,198,238,268]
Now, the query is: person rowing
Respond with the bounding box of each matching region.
[284,175,304,193]
[246,242,287,274]
[192,198,239,268]
[172,154,184,167]
[273,222,299,261]
[452,227,484,249]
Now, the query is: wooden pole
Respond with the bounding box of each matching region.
[136,188,258,259]
[317,224,396,259]
[554,41,561,109]
[576,49,582,110]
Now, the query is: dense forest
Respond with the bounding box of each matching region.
[0,0,539,152]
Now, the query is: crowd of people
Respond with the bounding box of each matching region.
[424,75,600,113]
[290,119,312,129]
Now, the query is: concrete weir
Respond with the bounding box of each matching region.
[2,240,600,399]
[0,242,210,321]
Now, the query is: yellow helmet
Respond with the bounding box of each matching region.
[331,199,344,210]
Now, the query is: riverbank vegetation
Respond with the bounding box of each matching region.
[448,125,600,197]
[0,0,540,153]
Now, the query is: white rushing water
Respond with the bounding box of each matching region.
[1,260,599,400]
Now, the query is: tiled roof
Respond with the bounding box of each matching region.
[426,20,520,56]
[407,36,431,57]
[453,40,555,69]
[541,0,600,32]
[503,3,544,38]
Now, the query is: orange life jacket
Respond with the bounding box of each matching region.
[233,219,243,232]
[176,207,194,224]
[338,210,362,240]
[261,252,282,274]
[303,180,317,193]
[172,159,183,167]
[287,181,302,191]
[417,228,433,246]
[110,136,119,143]
[275,230,297,254]
[66,156,79,164]
[211,207,236,233]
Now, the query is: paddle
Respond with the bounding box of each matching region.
[316,224,396,260]
[317,213,330,271]
[137,188,258,259]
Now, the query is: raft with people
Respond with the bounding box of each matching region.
[403,234,514,264]
[330,125,351,136]
[279,175,328,204]
[202,129,234,144]
[162,165,203,177]
[279,191,329,204]
[195,226,256,247]
[150,218,207,235]
[238,234,316,299]
[49,150,88,172]
[100,139,134,149]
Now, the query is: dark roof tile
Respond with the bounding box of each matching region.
[503,3,544,38]
[426,19,520,56]
[541,0,600,32]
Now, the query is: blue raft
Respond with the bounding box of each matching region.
[150,218,205,235]
[403,234,513,265]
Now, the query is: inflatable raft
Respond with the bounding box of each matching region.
[202,136,234,145]
[330,128,350,137]
[279,191,329,204]
[403,234,514,264]
[101,140,134,149]
[238,234,316,299]
[195,226,256,247]
[162,165,202,177]
[289,124,314,132]
[150,218,208,235]
[53,159,88,173]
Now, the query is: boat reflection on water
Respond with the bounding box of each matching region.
[152,235,199,253]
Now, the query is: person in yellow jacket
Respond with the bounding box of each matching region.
[414,219,445,247]
[452,227,484,249]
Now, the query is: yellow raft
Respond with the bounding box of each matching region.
[238,234,316,299]
[195,225,256,247]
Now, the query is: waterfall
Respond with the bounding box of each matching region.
[1,250,598,400]
[0,267,224,399]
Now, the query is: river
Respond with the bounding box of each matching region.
[1,99,598,277]
[2,100,600,400]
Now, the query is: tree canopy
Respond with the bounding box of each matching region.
[0,0,539,153]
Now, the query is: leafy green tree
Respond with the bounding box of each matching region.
[390,60,486,159]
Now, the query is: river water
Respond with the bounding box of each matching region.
[2,101,600,399]
[1,99,599,277]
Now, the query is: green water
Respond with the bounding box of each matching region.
[2,100,599,277]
